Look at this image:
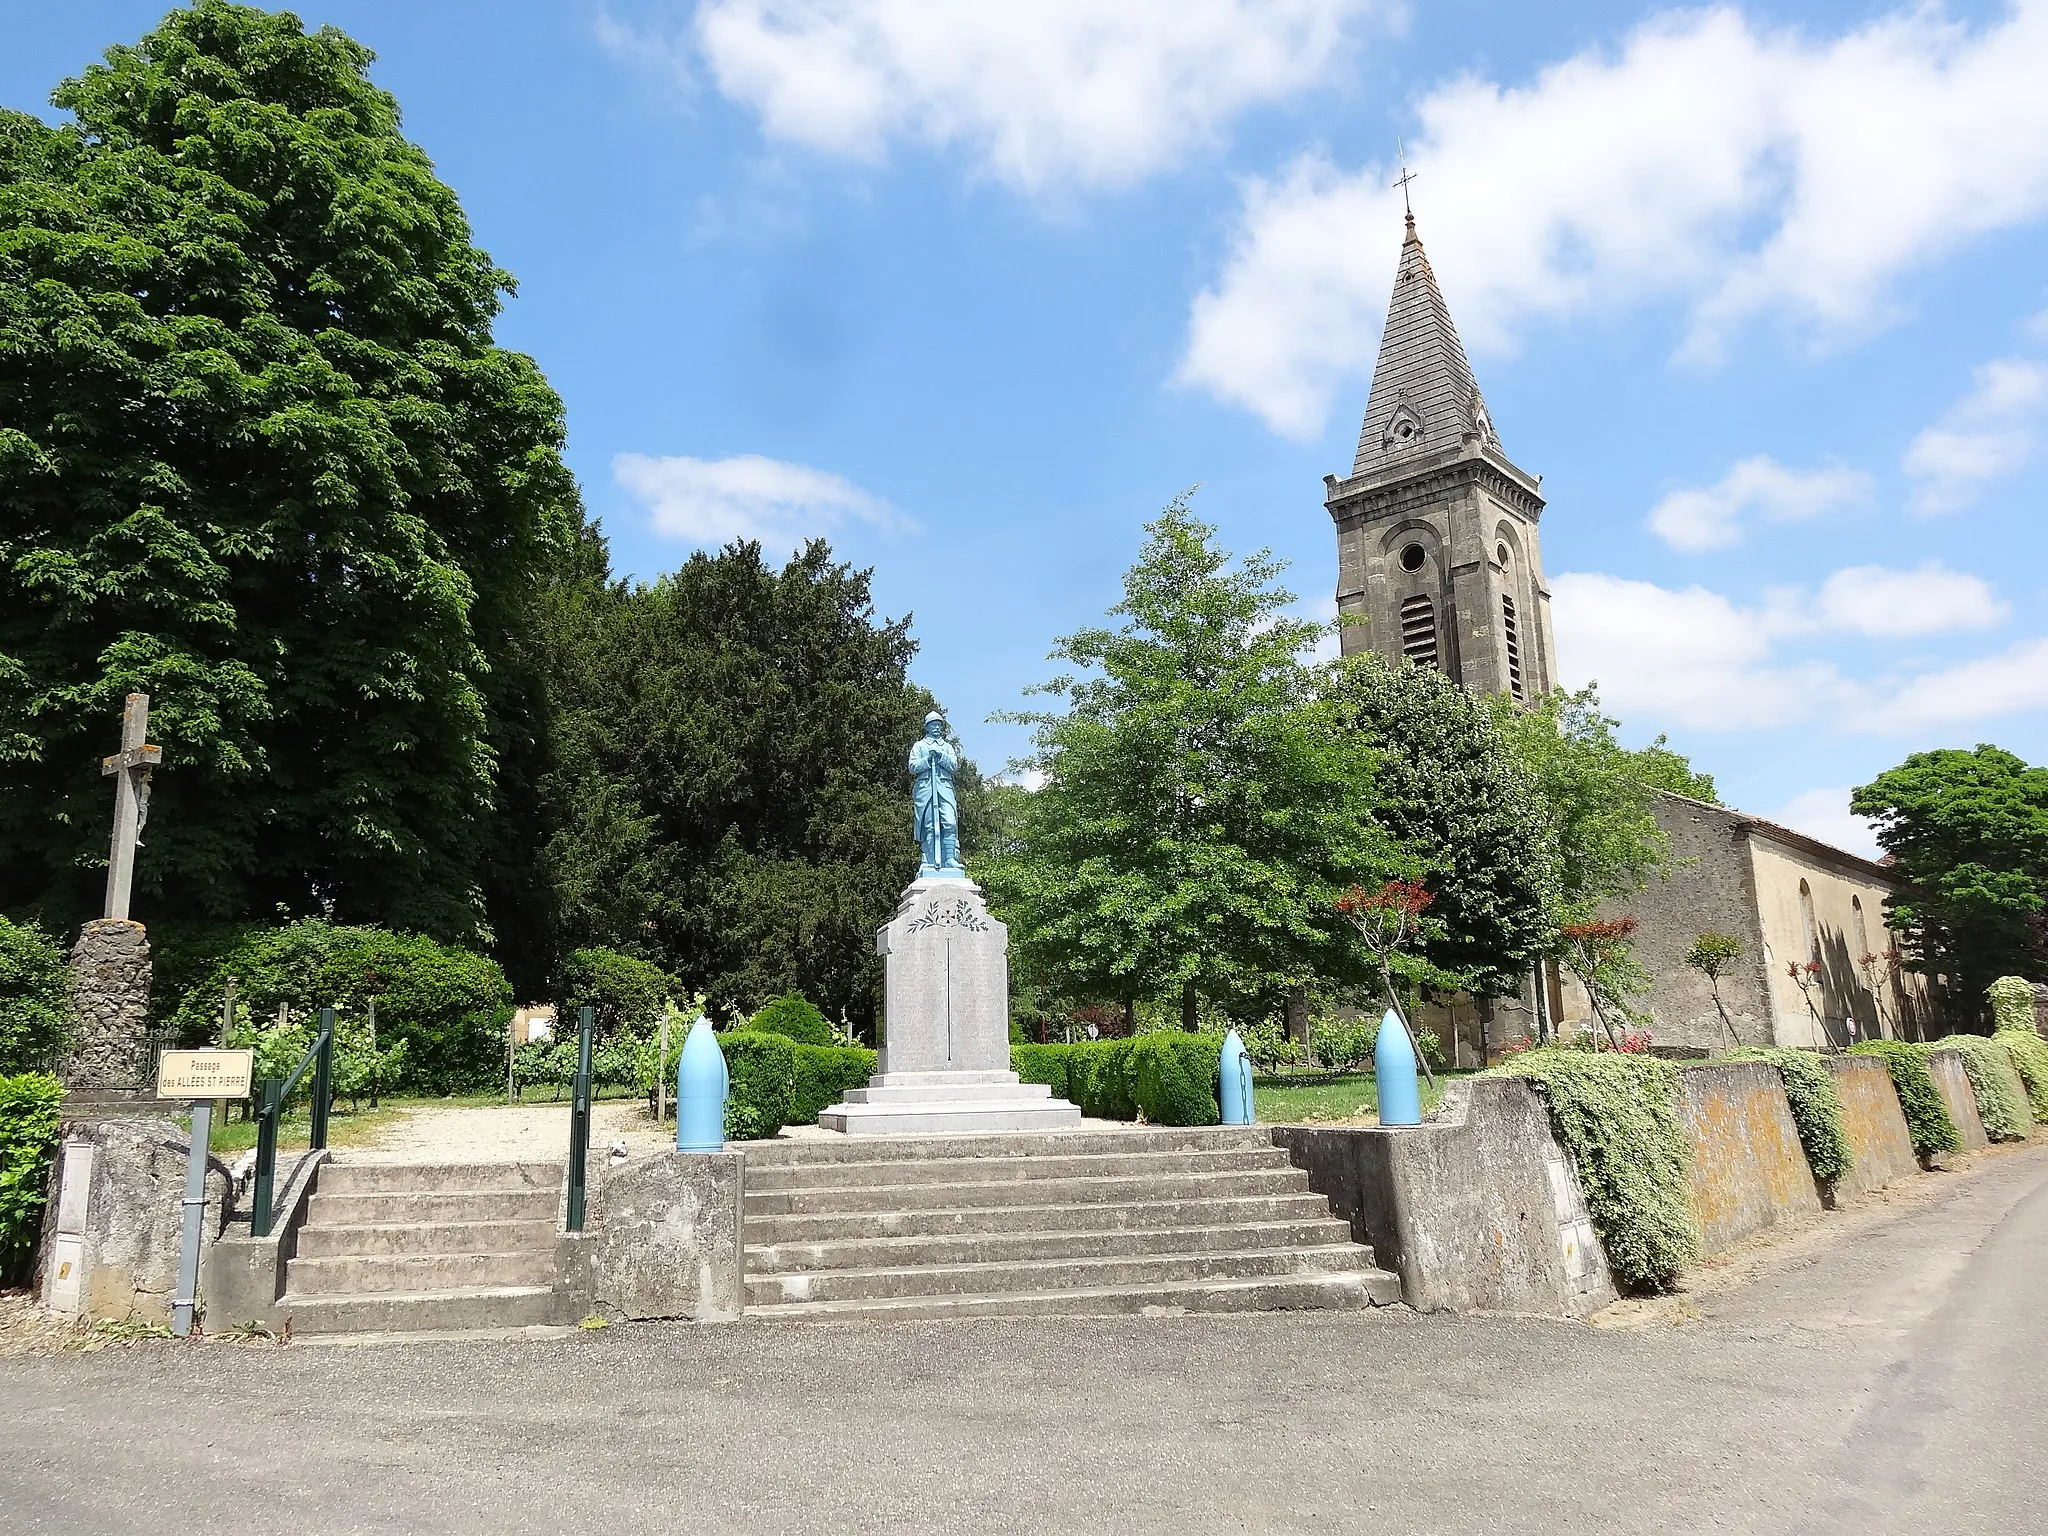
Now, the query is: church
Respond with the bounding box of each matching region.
[1326,212,1936,1060]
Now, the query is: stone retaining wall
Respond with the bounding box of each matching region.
[1272,1077,1615,1317]
[1678,1062,1822,1257]
[1927,1048,1989,1150]
[1822,1056,1919,1202]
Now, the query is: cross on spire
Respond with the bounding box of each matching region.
[1392,139,1418,229]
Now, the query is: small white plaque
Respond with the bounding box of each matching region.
[56,1144,94,1235]
[48,1235,85,1315]
[156,1048,255,1100]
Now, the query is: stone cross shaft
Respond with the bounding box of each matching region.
[100,692,162,923]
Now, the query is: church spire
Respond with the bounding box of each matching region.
[1350,215,1500,478]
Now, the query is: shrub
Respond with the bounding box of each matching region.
[1986,976,2036,1035]
[172,922,513,1095]
[747,993,836,1047]
[1309,1018,1374,1071]
[791,1044,879,1124]
[721,1030,796,1140]
[0,918,69,1074]
[1489,1048,1699,1293]
[1068,1039,1137,1121]
[1996,1028,2048,1123]
[1724,1047,1853,1185]
[562,949,673,1041]
[1932,1035,2030,1142]
[1849,1040,1961,1158]
[1012,1044,1072,1099]
[0,1073,62,1285]
[1128,1034,1222,1126]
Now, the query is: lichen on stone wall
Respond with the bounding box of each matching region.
[61,921,154,1090]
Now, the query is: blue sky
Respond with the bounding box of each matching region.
[9,1,2048,857]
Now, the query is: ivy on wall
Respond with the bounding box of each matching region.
[1724,1048,1854,1186]
[1487,1049,1699,1293]
[1932,1036,2031,1142]
[1848,1041,1962,1159]
[1996,1028,2048,1124]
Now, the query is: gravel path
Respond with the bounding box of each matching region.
[343,1099,674,1163]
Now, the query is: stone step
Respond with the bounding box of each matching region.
[748,1218,1360,1277]
[281,1284,560,1336]
[743,1146,1291,1193]
[818,1102,1084,1135]
[743,1192,1341,1245]
[741,1125,1279,1167]
[745,1270,1397,1321]
[316,1161,562,1196]
[839,1081,1055,1105]
[287,1249,559,1297]
[306,1188,560,1226]
[294,1218,560,1260]
[748,1243,1372,1307]
[746,1167,1306,1217]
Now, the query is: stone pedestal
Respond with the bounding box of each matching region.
[61,920,154,1092]
[819,880,1081,1134]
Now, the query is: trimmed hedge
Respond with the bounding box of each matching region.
[1489,1048,1699,1293]
[1997,1028,2048,1123]
[0,1073,62,1285]
[1849,1040,1961,1159]
[747,994,836,1047]
[791,1043,880,1124]
[1725,1047,1854,1185]
[1932,1035,2030,1142]
[721,1031,796,1140]
[1009,1036,1224,1125]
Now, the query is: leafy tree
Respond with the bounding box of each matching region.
[1559,917,1652,1048]
[532,540,945,1032]
[0,916,69,1072]
[0,3,579,941]
[984,496,1401,1029]
[1329,654,1559,997]
[559,947,672,1042]
[1683,930,1746,1046]
[1851,745,2048,1003]
[1490,686,1711,925]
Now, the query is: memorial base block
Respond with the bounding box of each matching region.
[819,879,1080,1135]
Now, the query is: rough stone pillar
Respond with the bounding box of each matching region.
[62,919,155,1091]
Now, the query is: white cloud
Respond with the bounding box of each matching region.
[1182,3,2048,435]
[681,0,1381,194]
[1809,563,2006,637]
[614,452,906,551]
[1551,571,1852,731]
[1552,564,2015,732]
[1770,787,1882,862]
[1646,456,1870,551]
[1880,637,2048,732]
[1903,357,2048,513]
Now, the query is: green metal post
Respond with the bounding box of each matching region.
[566,1005,593,1231]
[309,1008,335,1151]
[250,1079,281,1238]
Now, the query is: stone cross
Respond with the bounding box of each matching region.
[99,692,162,923]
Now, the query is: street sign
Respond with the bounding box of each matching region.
[156,1048,254,1100]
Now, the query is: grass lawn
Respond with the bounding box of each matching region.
[1255,1070,1471,1126]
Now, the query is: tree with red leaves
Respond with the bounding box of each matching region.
[1336,879,1444,1086]
[1559,917,1651,1051]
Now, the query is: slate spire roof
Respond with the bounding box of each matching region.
[1350,212,1502,478]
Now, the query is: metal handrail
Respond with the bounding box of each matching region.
[250,1008,336,1239]
[565,1005,594,1232]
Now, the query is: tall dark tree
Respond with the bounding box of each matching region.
[1329,654,1559,997]
[533,540,940,1031]
[0,3,579,941]
[1852,745,2048,1003]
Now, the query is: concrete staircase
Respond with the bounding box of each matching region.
[280,1161,565,1336]
[742,1126,1401,1319]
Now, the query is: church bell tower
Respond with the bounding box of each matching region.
[1326,213,1557,701]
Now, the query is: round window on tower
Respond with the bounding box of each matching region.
[1497,542,1510,569]
[1400,543,1426,573]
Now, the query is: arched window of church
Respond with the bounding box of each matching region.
[1800,880,1820,965]
[1399,594,1438,669]
[1501,595,1524,700]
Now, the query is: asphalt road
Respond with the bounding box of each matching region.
[3,1142,2045,1536]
